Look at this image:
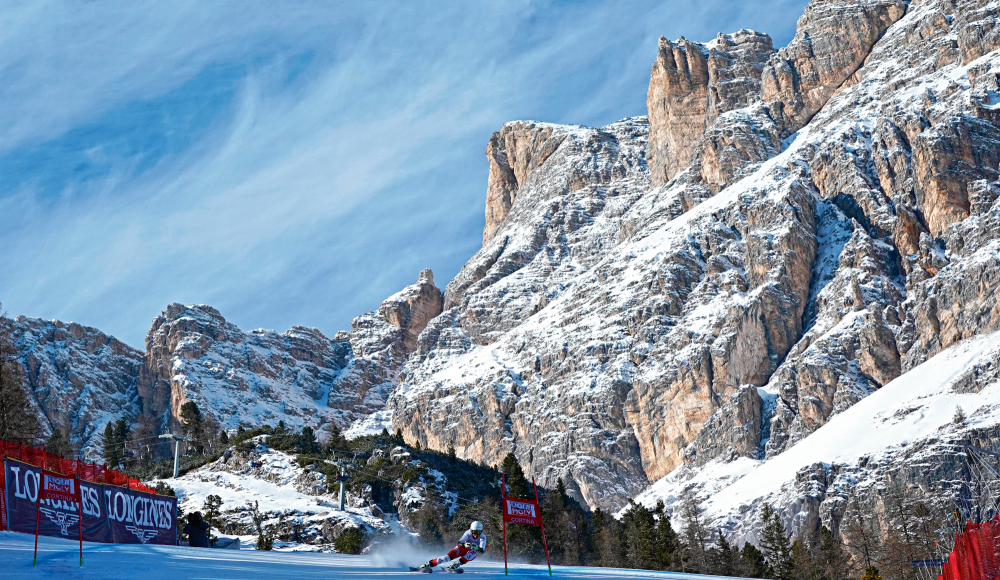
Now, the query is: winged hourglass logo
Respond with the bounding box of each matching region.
[125,525,159,544]
[38,507,79,536]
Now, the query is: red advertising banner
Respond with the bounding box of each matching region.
[502,497,542,526]
[40,471,79,504]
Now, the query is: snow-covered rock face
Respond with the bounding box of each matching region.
[389,0,1000,515]
[8,270,439,455]
[11,316,143,455]
[138,270,442,435]
[137,303,354,434]
[636,330,1000,544]
[647,29,776,187]
[391,114,817,510]
[334,269,442,417]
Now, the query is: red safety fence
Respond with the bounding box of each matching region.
[939,515,1000,580]
[0,439,156,493]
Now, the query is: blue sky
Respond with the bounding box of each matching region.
[0,0,809,348]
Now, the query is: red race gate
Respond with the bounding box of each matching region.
[34,469,84,567]
[500,475,552,576]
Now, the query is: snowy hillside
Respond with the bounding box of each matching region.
[156,440,391,549]
[0,532,750,580]
[634,331,1000,541]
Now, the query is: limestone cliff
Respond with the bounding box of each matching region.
[137,270,442,436]
[10,316,143,455]
[389,0,1000,515]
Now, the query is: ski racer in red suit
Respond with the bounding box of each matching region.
[417,521,487,573]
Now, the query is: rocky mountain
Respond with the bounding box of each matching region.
[10,0,1000,545]
[634,328,1000,545]
[11,316,143,453]
[8,270,442,457]
[389,0,1000,517]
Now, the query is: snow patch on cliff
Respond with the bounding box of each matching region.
[634,331,1000,521]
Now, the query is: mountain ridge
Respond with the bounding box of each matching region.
[8,0,1000,545]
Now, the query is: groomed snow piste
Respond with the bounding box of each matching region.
[0,532,747,580]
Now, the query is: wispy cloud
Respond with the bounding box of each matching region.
[0,0,807,347]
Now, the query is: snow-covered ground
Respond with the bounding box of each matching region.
[154,443,391,547]
[0,532,748,579]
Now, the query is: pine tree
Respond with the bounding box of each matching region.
[202,494,224,538]
[415,500,444,547]
[219,430,229,445]
[759,505,794,580]
[103,420,122,468]
[740,542,772,578]
[325,422,347,451]
[46,428,72,458]
[653,501,682,571]
[180,401,204,453]
[679,498,710,573]
[542,478,585,565]
[246,500,273,550]
[860,565,882,580]
[815,525,849,580]
[791,539,820,580]
[0,308,38,443]
[500,452,542,562]
[592,508,625,568]
[114,415,131,463]
[711,529,740,577]
[501,452,531,499]
[298,426,318,453]
[620,500,659,570]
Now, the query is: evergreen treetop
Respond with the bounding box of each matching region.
[0,307,39,443]
[759,505,794,580]
[46,428,72,458]
[501,452,532,500]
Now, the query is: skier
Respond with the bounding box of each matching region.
[413,521,487,573]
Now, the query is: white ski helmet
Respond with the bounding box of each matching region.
[470,521,483,532]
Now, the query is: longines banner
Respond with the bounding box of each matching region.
[3,459,176,545]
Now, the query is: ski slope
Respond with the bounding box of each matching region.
[0,532,748,579]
